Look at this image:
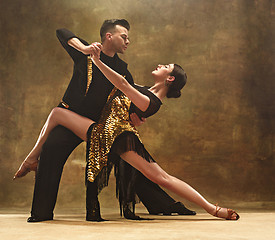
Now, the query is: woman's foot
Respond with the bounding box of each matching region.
[211,204,240,220]
[13,158,38,180]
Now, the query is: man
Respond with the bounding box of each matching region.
[28,19,195,222]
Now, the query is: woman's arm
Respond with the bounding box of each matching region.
[91,49,150,112]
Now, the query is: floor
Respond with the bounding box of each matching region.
[0,208,274,240]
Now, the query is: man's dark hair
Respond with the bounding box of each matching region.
[100,19,130,42]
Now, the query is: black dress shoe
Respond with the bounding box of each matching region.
[123,206,143,220]
[123,203,151,220]
[149,202,196,216]
[86,213,106,222]
[27,215,53,222]
[86,200,106,222]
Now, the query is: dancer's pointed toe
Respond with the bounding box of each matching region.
[13,161,38,180]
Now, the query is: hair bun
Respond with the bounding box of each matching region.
[166,64,187,99]
[167,89,181,98]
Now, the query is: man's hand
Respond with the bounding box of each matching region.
[130,113,146,127]
[68,38,102,56]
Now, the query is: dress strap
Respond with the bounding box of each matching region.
[86,55,93,95]
[106,88,122,104]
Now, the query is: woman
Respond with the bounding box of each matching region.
[14,44,239,220]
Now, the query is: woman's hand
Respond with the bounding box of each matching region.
[89,42,102,61]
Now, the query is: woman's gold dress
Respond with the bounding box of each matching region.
[86,86,162,204]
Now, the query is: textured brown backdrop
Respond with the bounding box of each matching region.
[1,0,274,211]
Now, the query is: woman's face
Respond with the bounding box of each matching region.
[152,64,174,80]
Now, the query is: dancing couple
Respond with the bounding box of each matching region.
[14,19,239,222]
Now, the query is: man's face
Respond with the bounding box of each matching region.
[109,25,130,54]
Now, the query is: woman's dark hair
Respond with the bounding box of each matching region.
[100,19,130,42]
[167,64,187,98]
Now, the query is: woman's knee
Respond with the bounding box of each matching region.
[50,107,62,117]
[49,107,64,124]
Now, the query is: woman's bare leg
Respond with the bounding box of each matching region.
[120,151,239,220]
[14,107,95,179]
[26,107,94,161]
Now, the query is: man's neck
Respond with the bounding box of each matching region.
[101,44,116,57]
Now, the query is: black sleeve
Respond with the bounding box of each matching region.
[142,96,161,118]
[125,69,134,86]
[56,28,89,63]
[130,87,162,119]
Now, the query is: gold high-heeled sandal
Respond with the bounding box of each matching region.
[214,204,240,220]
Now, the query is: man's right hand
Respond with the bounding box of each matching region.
[68,38,101,56]
[130,113,146,127]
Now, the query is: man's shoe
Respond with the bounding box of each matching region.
[86,200,106,222]
[149,202,196,216]
[123,203,151,220]
[27,215,53,222]
[86,213,106,222]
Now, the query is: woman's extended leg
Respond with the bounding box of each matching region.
[14,107,95,179]
[120,151,239,220]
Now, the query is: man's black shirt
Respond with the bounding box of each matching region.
[56,28,134,122]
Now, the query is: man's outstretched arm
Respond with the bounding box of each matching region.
[68,38,101,56]
[56,28,88,62]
